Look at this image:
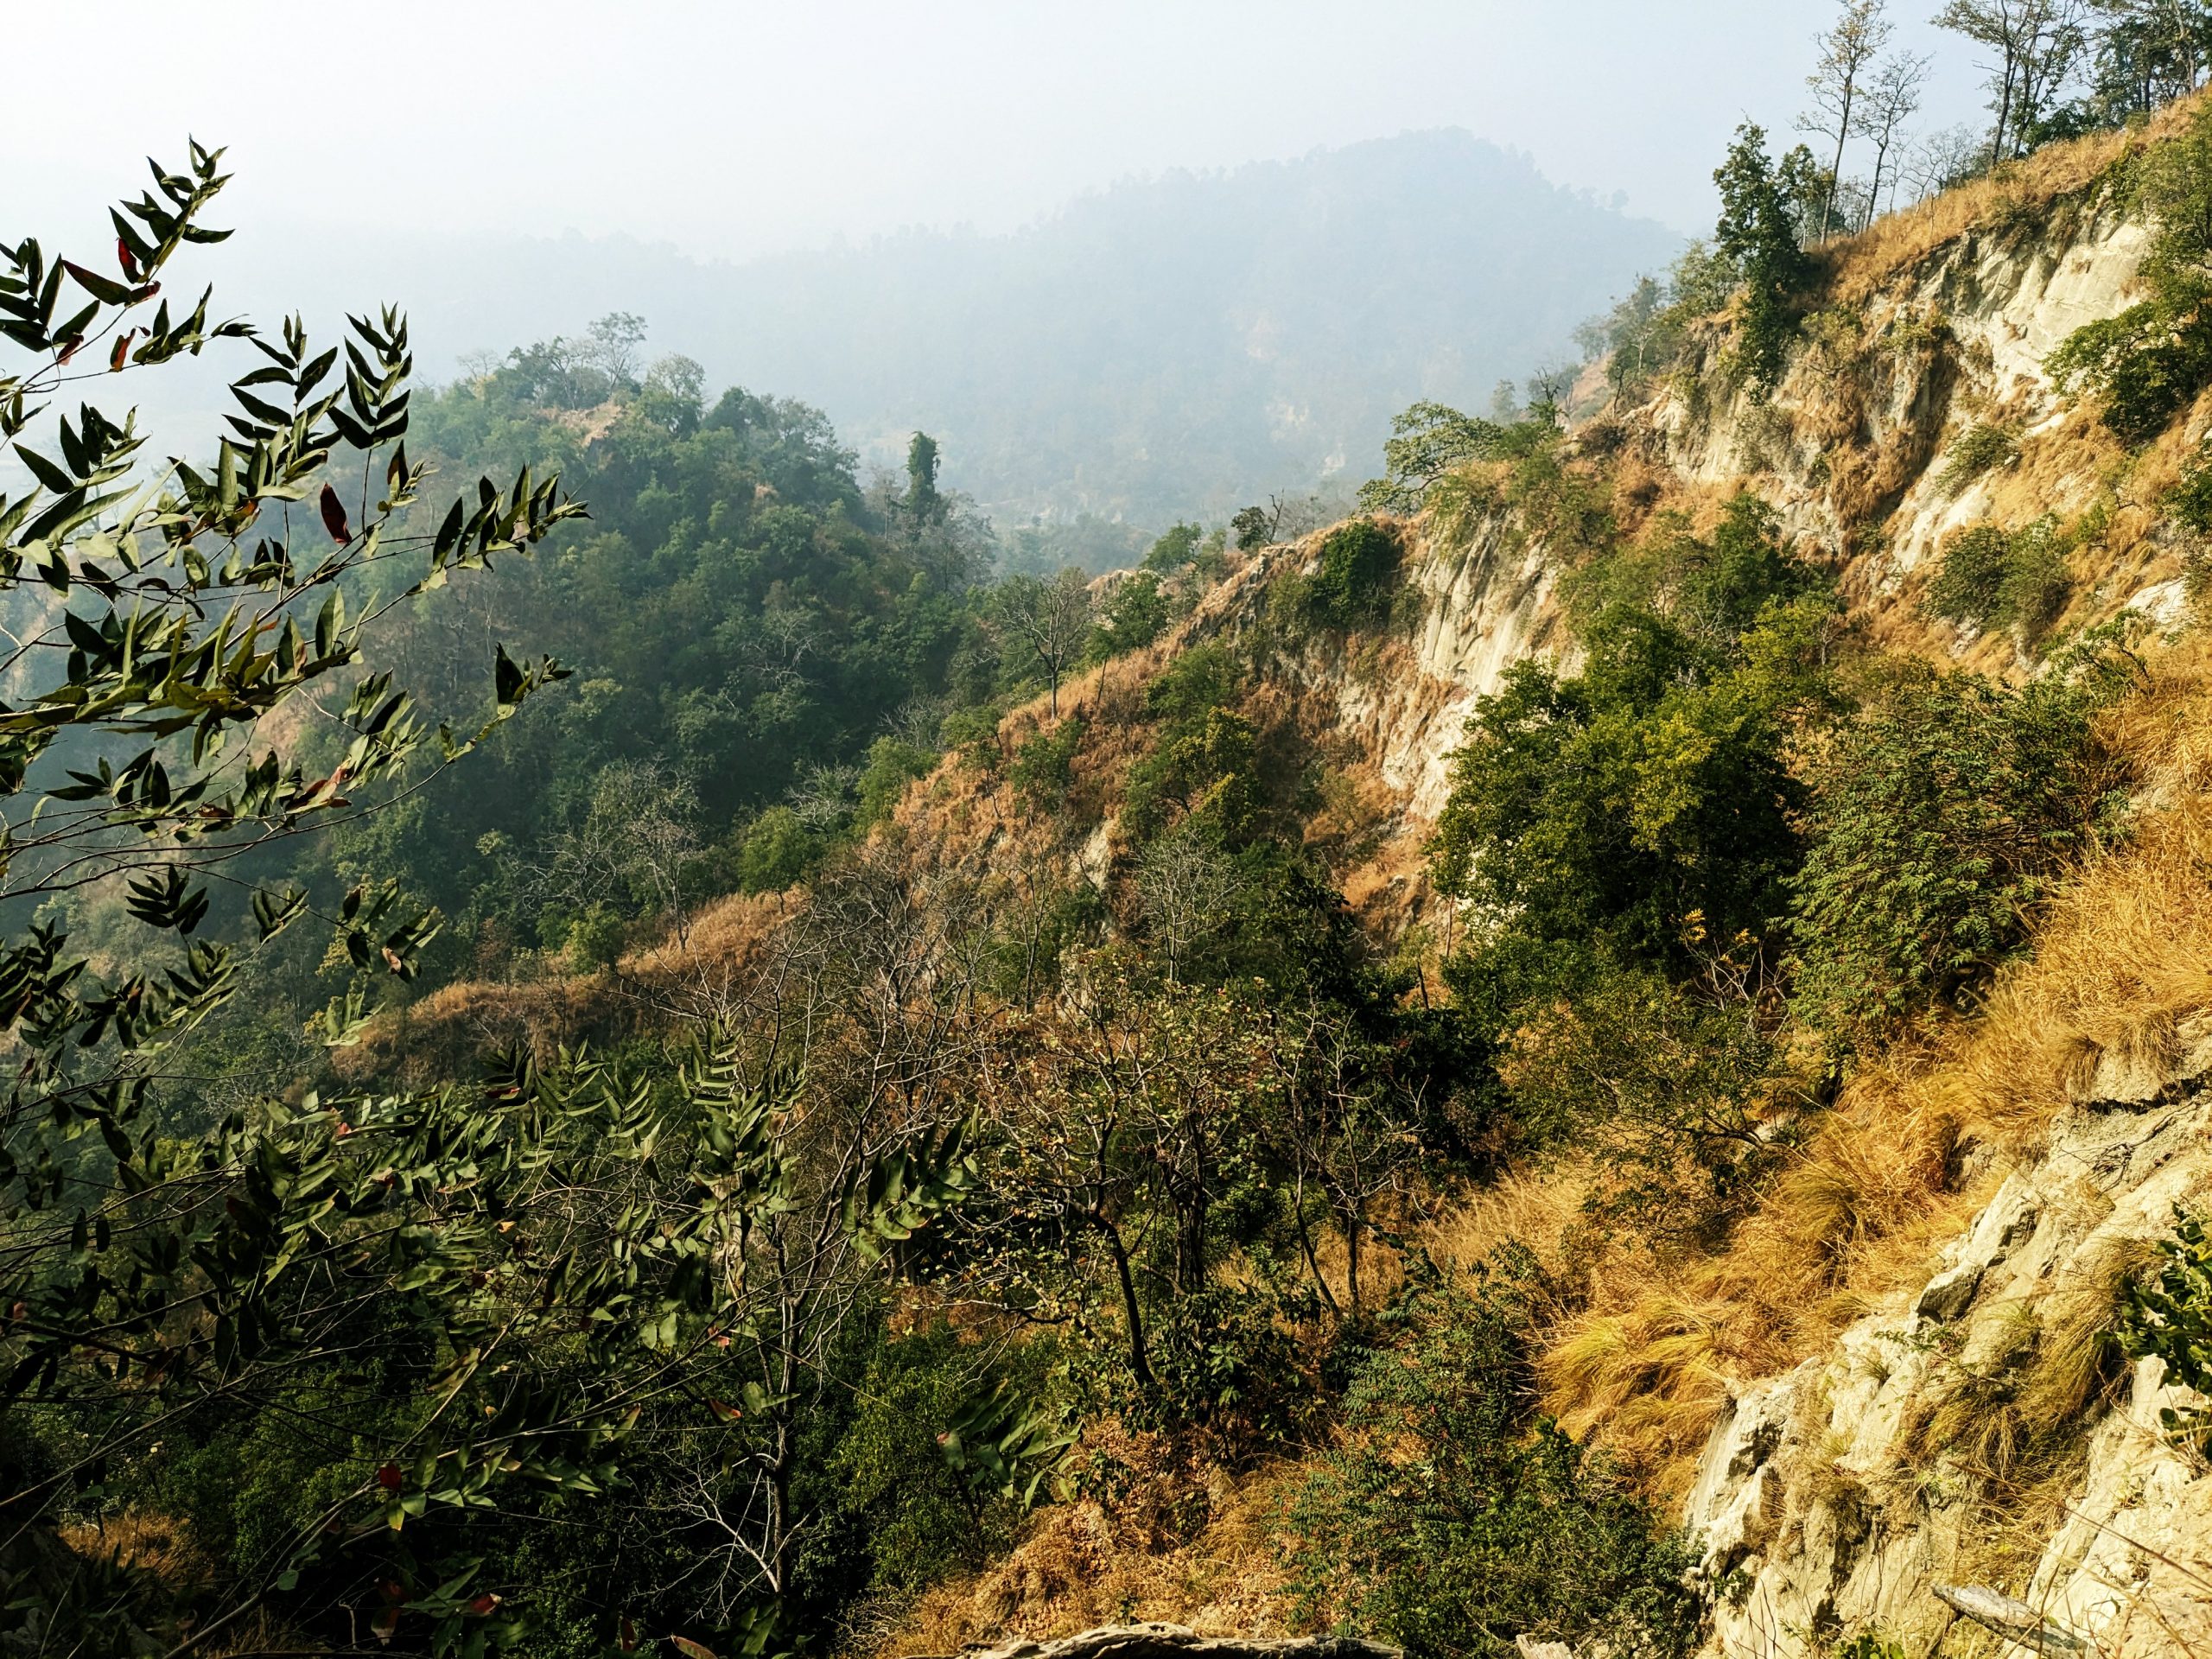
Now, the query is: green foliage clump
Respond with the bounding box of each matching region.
[1789,645,2134,1037]
[1925,524,2014,626]
[1501,963,1790,1230]
[823,1324,1052,1595]
[1923,518,2074,640]
[1144,521,1205,571]
[2048,303,2212,443]
[738,804,822,892]
[1934,423,2020,496]
[1090,569,1173,658]
[1711,123,1821,392]
[2121,1207,2212,1447]
[1358,401,1562,517]
[1436,495,1827,979]
[1011,715,1087,813]
[564,904,630,971]
[857,733,938,824]
[1289,1276,1704,1659]
[1289,519,1404,631]
[1359,403,1512,512]
[2167,442,2212,534]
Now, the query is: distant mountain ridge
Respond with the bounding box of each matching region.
[236,131,1683,524]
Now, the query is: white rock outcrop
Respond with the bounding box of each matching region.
[1682,1061,2212,1659]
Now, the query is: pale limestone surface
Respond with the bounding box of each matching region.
[1681,1060,2212,1659]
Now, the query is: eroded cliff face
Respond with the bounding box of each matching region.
[1685,1042,2212,1659]
[1643,194,2190,635]
[1253,177,2212,1656]
[1173,172,2190,943]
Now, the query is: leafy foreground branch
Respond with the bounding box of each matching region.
[0,149,987,1657]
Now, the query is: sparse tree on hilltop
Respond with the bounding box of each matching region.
[1861,50,1933,225]
[1938,0,2093,161]
[992,566,1096,717]
[1802,0,1895,238]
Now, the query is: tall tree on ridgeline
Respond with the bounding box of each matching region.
[1802,0,1894,238]
[1861,49,1933,225]
[1938,0,2093,160]
[1713,124,1819,390]
[907,428,944,524]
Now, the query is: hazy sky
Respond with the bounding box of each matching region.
[10,1,1992,259]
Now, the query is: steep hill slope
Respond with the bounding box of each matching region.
[353,101,2212,1659]
[864,101,2212,1659]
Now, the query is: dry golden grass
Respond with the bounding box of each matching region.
[1827,91,2212,302]
[886,1439,1298,1656]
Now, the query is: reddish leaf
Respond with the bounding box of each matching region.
[319,484,353,546]
[670,1638,718,1659]
[707,1398,742,1422]
[371,1605,399,1643]
[117,238,140,280]
[55,334,84,365]
[109,332,134,372]
[620,1618,639,1652]
[376,1463,403,1491]
[466,1594,500,1617]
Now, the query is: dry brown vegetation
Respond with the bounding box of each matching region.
[1825,89,2212,303]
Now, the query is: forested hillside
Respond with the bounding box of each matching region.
[14,10,2212,1659]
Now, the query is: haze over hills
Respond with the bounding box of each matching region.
[236,130,1679,527]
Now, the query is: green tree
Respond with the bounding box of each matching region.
[1789,645,2134,1037]
[1712,124,1819,390]
[1289,1277,1703,1659]
[906,429,943,523]
[1434,497,1827,981]
[0,147,989,1659]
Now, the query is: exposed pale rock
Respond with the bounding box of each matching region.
[935,1625,1402,1659]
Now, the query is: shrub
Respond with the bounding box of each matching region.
[1923,518,2073,640]
[564,905,629,972]
[2168,444,2212,534]
[2047,302,2212,443]
[738,804,821,892]
[1923,524,2013,626]
[1290,520,1403,632]
[1090,569,1173,658]
[1933,423,2019,497]
[856,734,937,823]
[1289,1280,1704,1659]
[1789,647,2133,1037]
[2048,104,2212,443]
[1010,715,1085,813]
[826,1324,1029,1594]
[2004,518,2074,639]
